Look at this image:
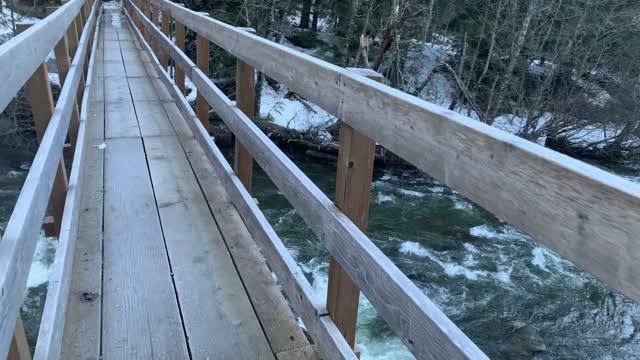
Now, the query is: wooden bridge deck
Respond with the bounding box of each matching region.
[60,8,315,359]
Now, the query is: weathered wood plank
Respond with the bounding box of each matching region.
[134,101,174,136]
[0,0,85,112]
[144,135,274,360]
[191,69,487,359]
[104,76,131,103]
[34,6,100,358]
[326,70,381,349]
[102,137,189,359]
[8,318,30,360]
[136,46,355,359]
[234,57,255,192]
[105,101,140,138]
[195,30,208,129]
[152,0,640,307]
[162,102,316,357]
[0,14,90,355]
[128,77,161,101]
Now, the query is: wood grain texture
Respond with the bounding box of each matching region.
[144,135,274,360]
[162,101,316,357]
[152,0,640,307]
[160,9,169,68]
[34,6,100,358]
[134,101,175,136]
[234,58,255,192]
[102,137,189,360]
[19,25,68,237]
[8,318,30,360]
[196,31,209,129]
[105,100,140,138]
[190,69,487,359]
[0,12,90,353]
[0,0,85,112]
[174,15,186,94]
[139,47,356,358]
[326,71,381,349]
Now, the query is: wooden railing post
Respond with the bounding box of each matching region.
[234,27,256,191]
[151,3,160,59]
[8,318,30,360]
[143,0,151,41]
[326,68,384,351]
[174,4,186,95]
[46,6,81,151]
[17,23,69,237]
[160,8,170,70]
[195,13,210,130]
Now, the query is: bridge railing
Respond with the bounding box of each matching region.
[0,0,100,358]
[123,0,640,359]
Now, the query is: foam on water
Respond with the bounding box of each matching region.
[398,188,426,197]
[26,235,56,288]
[376,193,395,204]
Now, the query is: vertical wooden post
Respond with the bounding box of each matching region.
[47,6,81,150]
[8,318,30,360]
[151,4,160,58]
[195,15,209,130]
[17,23,69,238]
[63,0,80,58]
[143,0,151,41]
[174,5,186,95]
[234,27,256,191]
[326,68,384,351]
[160,9,170,70]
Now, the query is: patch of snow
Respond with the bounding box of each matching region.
[26,235,57,288]
[259,83,336,131]
[95,142,106,149]
[528,58,556,77]
[48,73,60,86]
[185,76,197,103]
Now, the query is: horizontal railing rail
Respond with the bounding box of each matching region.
[0,0,99,358]
[34,4,100,359]
[124,0,488,359]
[148,0,640,311]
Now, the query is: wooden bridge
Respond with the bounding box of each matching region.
[1,0,639,359]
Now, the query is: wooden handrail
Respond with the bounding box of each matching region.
[0,0,86,113]
[0,1,98,357]
[34,4,100,359]
[150,0,640,308]
[125,2,487,359]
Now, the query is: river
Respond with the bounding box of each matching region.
[2,144,640,359]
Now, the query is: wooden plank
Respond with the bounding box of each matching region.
[234,57,255,192]
[103,61,127,77]
[60,101,104,360]
[326,71,381,349]
[190,69,487,359]
[162,102,316,357]
[152,0,640,307]
[128,77,161,101]
[104,76,131,103]
[144,135,274,359]
[140,52,355,359]
[8,318,30,360]
[0,0,85,112]
[134,101,174,136]
[123,60,148,77]
[105,100,140,138]
[196,30,209,130]
[102,137,189,359]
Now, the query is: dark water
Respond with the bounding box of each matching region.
[3,141,640,358]
[251,155,640,360]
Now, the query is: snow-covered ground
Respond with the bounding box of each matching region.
[0,1,39,43]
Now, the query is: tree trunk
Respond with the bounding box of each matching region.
[488,0,541,122]
[311,0,321,31]
[422,0,435,42]
[300,0,312,28]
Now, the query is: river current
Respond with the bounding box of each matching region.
[2,144,639,358]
